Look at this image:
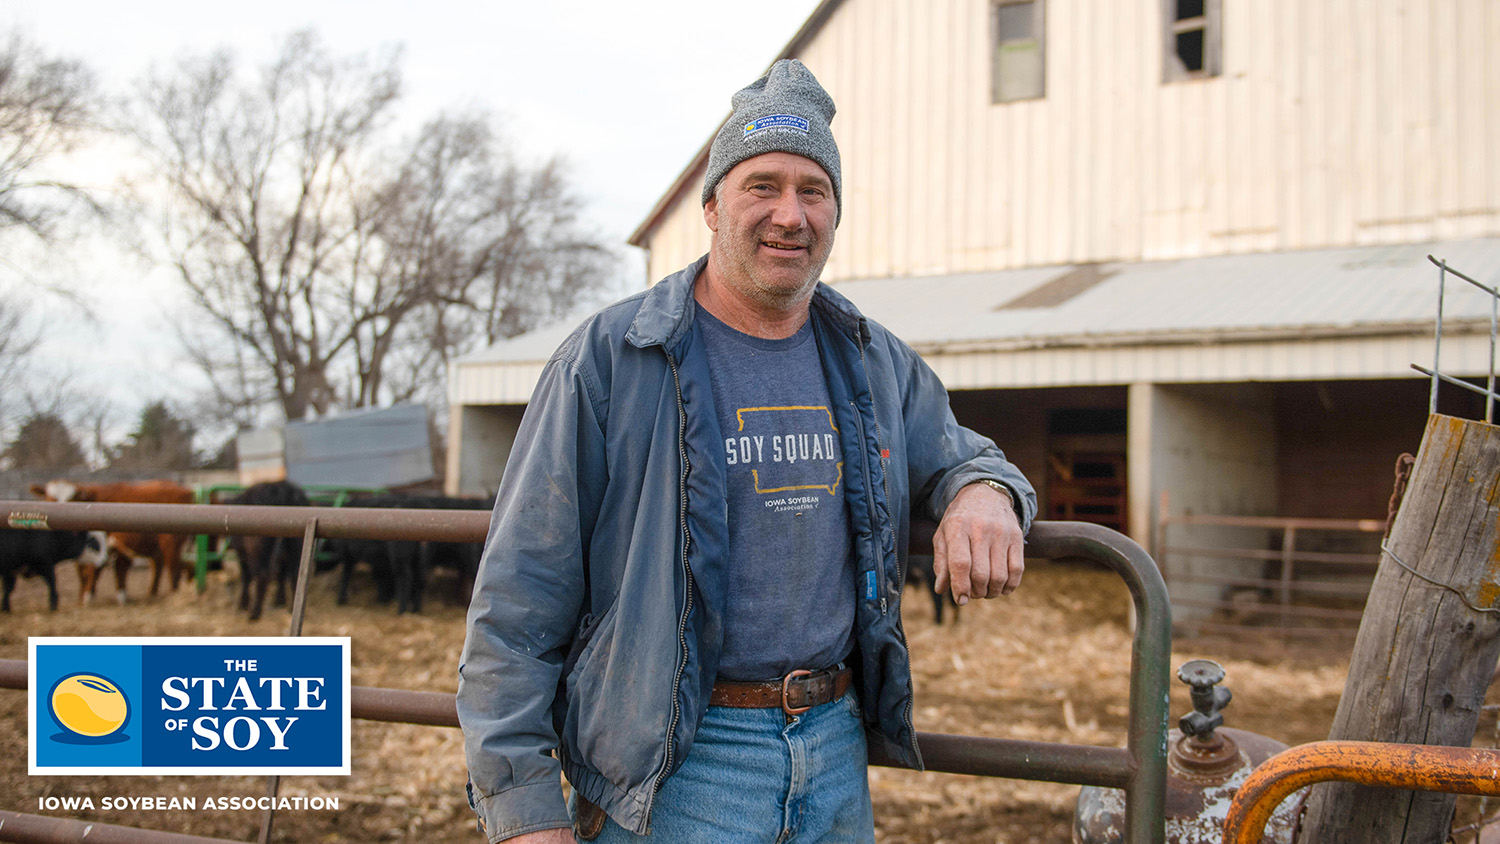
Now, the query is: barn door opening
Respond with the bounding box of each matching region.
[1046,409,1127,533]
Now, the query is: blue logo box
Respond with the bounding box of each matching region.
[30,637,350,775]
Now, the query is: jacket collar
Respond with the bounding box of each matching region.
[625,253,868,350]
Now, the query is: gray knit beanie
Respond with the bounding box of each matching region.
[701,59,842,225]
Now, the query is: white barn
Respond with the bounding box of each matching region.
[449,0,1500,625]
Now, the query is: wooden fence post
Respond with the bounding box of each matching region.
[1299,414,1500,842]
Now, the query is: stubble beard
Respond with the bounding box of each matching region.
[712,220,832,313]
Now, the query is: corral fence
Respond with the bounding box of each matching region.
[1155,510,1386,641]
[2,501,1174,844]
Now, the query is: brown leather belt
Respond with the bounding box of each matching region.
[710,666,852,716]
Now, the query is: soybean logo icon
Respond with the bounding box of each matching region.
[49,673,131,742]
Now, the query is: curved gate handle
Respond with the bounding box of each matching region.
[1223,740,1500,844]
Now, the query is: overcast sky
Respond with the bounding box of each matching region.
[6,0,823,246]
[2,0,823,435]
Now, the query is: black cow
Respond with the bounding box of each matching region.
[325,531,398,608]
[416,494,493,607]
[323,494,406,610]
[0,529,98,612]
[328,493,491,614]
[905,554,960,625]
[227,481,312,621]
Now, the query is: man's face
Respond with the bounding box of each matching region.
[705,151,836,312]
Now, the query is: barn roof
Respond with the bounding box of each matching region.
[451,237,1500,404]
[840,238,1500,355]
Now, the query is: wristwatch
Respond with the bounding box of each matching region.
[973,478,1013,506]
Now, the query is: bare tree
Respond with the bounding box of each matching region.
[348,115,614,408]
[0,300,40,422]
[0,30,99,434]
[458,158,615,345]
[129,31,614,424]
[0,30,99,239]
[128,31,401,421]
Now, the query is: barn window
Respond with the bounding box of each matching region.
[1164,0,1221,81]
[991,0,1045,103]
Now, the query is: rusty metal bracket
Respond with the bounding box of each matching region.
[1223,740,1500,844]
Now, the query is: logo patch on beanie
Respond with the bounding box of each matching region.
[743,114,810,139]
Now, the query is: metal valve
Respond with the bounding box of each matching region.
[1177,658,1233,739]
[1079,659,1304,842]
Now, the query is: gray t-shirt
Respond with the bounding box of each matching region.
[698,308,855,681]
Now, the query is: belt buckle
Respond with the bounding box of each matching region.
[781,669,814,717]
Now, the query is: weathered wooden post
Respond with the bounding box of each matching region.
[1298,414,1500,842]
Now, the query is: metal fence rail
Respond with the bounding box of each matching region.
[1,501,1173,844]
[0,811,246,844]
[1155,512,1386,639]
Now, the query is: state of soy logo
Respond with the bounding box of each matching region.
[29,637,350,775]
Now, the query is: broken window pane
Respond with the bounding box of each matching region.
[1176,28,1205,71]
[1164,0,1220,81]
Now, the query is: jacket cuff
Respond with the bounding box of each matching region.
[471,780,572,843]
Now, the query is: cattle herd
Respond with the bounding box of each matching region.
[1,479,494,620]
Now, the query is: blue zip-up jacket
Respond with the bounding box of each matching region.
[458,256,1036,841]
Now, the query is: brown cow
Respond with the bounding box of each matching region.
[30,480,195,603]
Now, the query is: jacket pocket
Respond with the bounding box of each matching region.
[562,603,623,762]
[562,606,611,680]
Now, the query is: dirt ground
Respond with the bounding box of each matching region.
[2,555,1361,843]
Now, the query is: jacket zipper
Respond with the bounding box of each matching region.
[850,405,886,615]
[650,351,695,808]
[855,327,921,766]
[855,335,894,611]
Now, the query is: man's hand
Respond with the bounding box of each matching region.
[503,828,575,843]
[931,481,1024,605]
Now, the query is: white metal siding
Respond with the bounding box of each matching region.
[450,360,549,405]
[640,0,1500,283]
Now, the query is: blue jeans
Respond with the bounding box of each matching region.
[579,691,875,843]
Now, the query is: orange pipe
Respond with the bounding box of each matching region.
[1223,740,1500,844]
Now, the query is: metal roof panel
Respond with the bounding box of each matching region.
[834,239,1500,348]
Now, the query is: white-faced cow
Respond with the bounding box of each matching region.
[0,529,104,612]
[31,479,195,604]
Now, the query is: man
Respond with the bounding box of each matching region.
[458,59,1035,843]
